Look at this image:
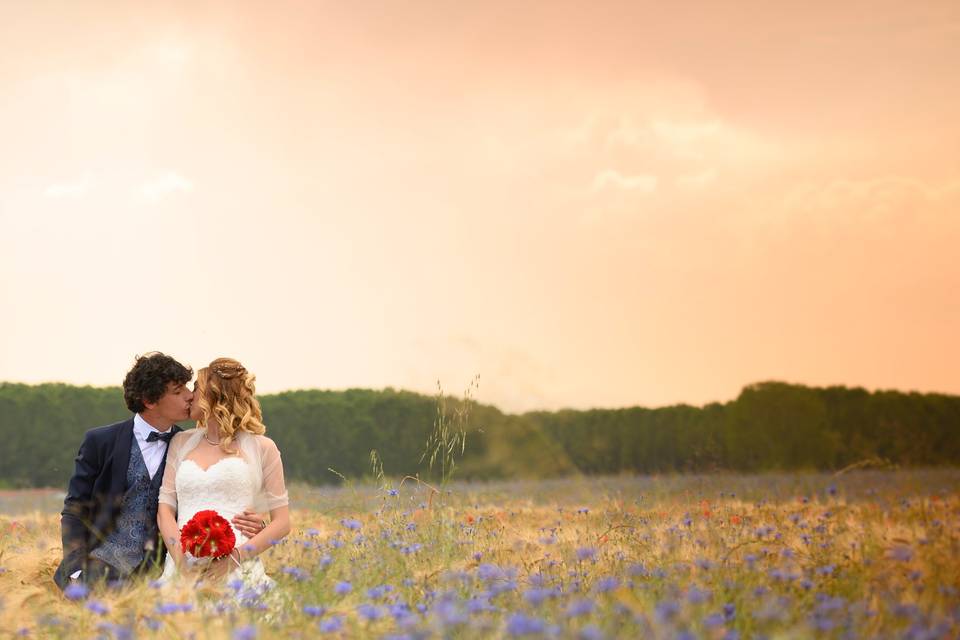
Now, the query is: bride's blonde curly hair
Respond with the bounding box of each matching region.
[194,357,266,453]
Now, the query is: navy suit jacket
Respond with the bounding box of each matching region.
[53,418,181,589]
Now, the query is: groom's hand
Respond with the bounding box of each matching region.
[232,509,267,538]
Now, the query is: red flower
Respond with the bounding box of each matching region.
[180,510,236,559]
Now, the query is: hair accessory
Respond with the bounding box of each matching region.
[212,363,247,379]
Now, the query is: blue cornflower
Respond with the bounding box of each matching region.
[334,581,352,595]
[433,599,468,626]
[282,566,308,581]
[892,603,920,619]
[523,587,557,607]
[891,545,913,562]
[576,547,597,562]
[490,579,518,595]
[811,615,836,631]
[723,602,736,622]
[319,616,343,633]
[687,585,712,604]
[367,584,389,600]
[357,603,385,621]
[319,554,332,568]
[85,600,108,615]
[566,598,595,618]
[594,576,619,593]
[306,528,321,536]
[232,626,257,640]
[155,602,184,615]
[387,488,399,497]
[579,625,604,640]
[64,583,89,601]
[477,563,505,581]
[340,518,362,531]
[704,613,725,628]
[528,573,548,587]
[506,613,546,636]
[655,600,679,623]
[467,596,497,614]
[406,522,417,531]
[303,605,326,617]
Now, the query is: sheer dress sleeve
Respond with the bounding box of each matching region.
[258,436,289,510]
[158,431,186,510]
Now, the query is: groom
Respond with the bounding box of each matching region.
[54,352,266,590]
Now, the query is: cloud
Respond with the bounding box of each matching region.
[591,169,658,193]
[650,119,723,146]
[560,103,773,205]
[782,176,960,222]
[675,168,718,190]
[44,173,92,198]
[140,171,193,203]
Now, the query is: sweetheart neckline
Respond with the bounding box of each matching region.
[181,456,247,473]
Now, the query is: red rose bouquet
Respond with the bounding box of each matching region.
[180,510,236,560]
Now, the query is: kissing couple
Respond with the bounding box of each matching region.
[53,352,291,593]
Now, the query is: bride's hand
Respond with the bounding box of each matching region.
[232,509,267,538]
[200,553,235,581]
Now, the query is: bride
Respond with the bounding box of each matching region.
[157,358,291,588]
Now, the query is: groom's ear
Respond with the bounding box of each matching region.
[142,396,158,411]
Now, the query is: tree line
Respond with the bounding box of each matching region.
[0,380,957,489]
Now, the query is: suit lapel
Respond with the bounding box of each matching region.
[111,417,135,492]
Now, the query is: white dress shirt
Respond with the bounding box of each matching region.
[133,413,172,480]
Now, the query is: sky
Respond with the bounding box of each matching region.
[1,1,958,413]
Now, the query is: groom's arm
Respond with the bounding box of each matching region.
[60,431,101,562]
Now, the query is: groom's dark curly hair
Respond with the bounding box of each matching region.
[123,352,193,413]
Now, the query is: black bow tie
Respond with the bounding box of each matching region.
[146,430,175,444]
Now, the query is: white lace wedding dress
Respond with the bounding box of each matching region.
[157,429,288,595]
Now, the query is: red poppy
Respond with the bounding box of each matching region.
[180,510,236,559]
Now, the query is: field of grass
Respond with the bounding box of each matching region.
[1,470,958,639]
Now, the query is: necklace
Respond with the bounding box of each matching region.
[204,430,221,446]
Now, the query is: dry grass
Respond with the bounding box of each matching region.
[1,471,958,639]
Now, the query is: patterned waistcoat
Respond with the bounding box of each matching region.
[89,436,164,576]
